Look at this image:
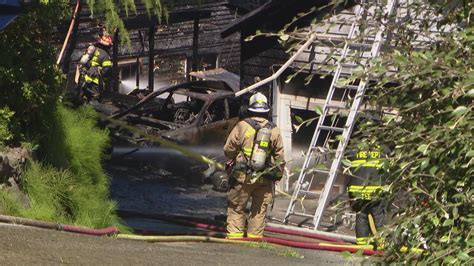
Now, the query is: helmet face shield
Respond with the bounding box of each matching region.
[248,102,270,113]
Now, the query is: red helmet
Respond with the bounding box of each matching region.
[98,35,113,46]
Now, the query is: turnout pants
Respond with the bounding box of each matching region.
[226,180,273,238]
[352,199,387,245]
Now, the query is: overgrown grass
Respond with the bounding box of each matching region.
[0,104,126,230]
[0,189,22,216]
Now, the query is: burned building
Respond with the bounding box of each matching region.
[61,0,270,94]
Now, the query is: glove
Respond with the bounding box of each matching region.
[225,159,235,176]
[262,168,283,182]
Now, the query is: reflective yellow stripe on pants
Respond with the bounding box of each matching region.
[247,233,263,239]
[84,75,99,85]
[356,237,369,245]
[226,232,244,239]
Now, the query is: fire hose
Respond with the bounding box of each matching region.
[0,214,118,236]
[1,212,425,256]
[117,210,345,243]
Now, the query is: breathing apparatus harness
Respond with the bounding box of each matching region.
[241,118,283,182]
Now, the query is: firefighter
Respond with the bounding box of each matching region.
[224,92,285,239]
[78,29,113,102]
[347,120,388,246]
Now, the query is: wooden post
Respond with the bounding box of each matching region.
[135,57,140,90]
[148,24,155,92]
[112,30,119,92]
[191,15,200,80]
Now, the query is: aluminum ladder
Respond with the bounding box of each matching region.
[283,0,397,230]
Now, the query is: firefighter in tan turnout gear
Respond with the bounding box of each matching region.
[224,92,285,239]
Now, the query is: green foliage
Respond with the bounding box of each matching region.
[0,189,22,216]
[0,107,14,146]
[0,1,67,147]
[0,105,123,229]
[0,1,127,230]
[86,0,173,46]
[20,161,74,223]
[358,2,473,264]
[277,0,472,263]
[40,105,120,228]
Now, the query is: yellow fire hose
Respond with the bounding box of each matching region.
[116,234,246,244]
[367,214,424,254]
[368,213,378,236]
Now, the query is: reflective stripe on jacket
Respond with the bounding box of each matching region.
[348,143,387,199]
[348,185,384,200]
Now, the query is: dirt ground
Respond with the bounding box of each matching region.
[0,148,363,265]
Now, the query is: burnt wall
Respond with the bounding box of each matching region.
[239,33,288,90]
[65,1,242,90]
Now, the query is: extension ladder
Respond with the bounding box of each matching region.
[283,0,397,230]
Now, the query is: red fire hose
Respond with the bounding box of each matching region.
[0,214,118,236]
[238,237,380,256]
[0,212,381,256]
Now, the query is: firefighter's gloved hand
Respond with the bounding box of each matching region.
[262,167,283,181]
[225,159,235,175]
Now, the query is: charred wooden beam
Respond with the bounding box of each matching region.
[148,24,155,92]
[112,30,119,92]
[136,57,140,90]
[123,10,212,30]
[191,15,200,80]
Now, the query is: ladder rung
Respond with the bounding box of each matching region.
[340,63,359,68]
[335,84,359,90]
[325,104,348,110]
[312,169,330,174]
[292,212,316,219]
[304,166,330,175]
[299,190,320,197]
[319,125,344,132]
[348,42,373,49]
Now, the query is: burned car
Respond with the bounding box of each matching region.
[106,79,242,147]
[94,70,243,188]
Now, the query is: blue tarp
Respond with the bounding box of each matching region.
[0,0,21,8]
[0,0,22,30]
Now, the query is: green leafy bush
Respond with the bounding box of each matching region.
[276,0,472,263]
[366,24,473,264]
[0,1,67,147]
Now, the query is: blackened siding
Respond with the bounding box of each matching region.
[65,1,242,89]
[239,33,288,90]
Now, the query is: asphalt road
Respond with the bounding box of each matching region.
[0,224,361,265]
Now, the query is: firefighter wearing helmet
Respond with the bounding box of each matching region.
[224,92,285,239]
[78,27,113,102]
[347,115,389,246]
